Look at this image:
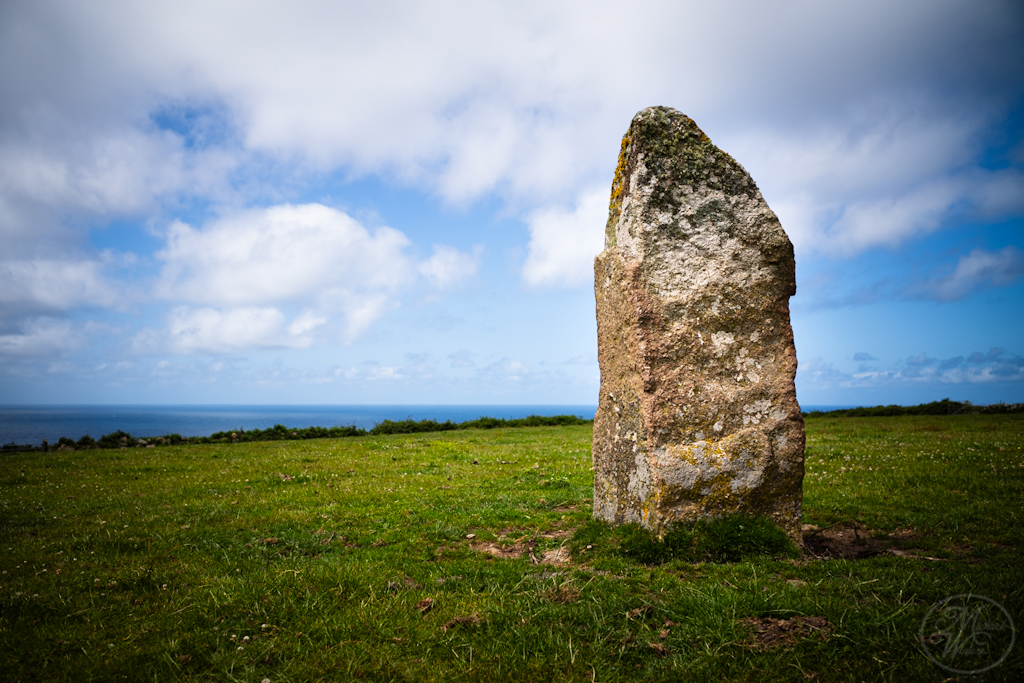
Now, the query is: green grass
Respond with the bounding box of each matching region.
[1,416,1021,681]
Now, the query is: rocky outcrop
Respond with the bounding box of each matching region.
[593,107,804,543]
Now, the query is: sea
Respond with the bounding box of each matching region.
[0,403,853,447]
[0,405,599,446]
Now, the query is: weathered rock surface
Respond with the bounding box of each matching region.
[593,106,804,543]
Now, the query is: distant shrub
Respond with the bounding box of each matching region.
[462,414,590,430]
[97,430,132,449]
[370,419,458,435]
[209,424,367,442]
[48,413,592,451]
[804,398,1024,418]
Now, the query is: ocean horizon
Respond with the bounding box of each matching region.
[0,403,857,446]
[0,404,601,446]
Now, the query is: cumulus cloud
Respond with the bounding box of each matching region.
[0,259,122,315]
[736,115,1024,256]
[448,349,475,368]
[896,348,1024,384]
[156,203,413,305]
[522,189,607,287]
[480,357,530,381]
[922,246,1024,301]
[148,203,478,349]
[418,245,481,289]
[0,318,79,358]
[563,353,597,365]
[5,0,1019,253]
[131,306,308,355]
[798,347,1024,393]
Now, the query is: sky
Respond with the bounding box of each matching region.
[1,0,1023,408]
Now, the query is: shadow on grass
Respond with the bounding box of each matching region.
[570,514,798,564]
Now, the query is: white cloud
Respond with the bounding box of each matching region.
[924,246,1024,301]
[798,347,1024,392]
[287,309,327,336]
[418,245,481,289]
[367,366,403,381]
[733,112,1024,256]
[336,294,394,346]
[480,357,530,381]
[563,353,597,365]
[522,189,607,287]
[5,0,1019,245]
[162,306,300,354]
[449,349,475,368]
[0,318,78,358]
[150,203,479,348]
[156,203,413,305]
[0,259,122,314]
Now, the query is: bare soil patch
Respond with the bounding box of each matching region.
[802,524,935,560]
[470,540,572,565]
[470,528,574,564]
[470,528,573,565]
[739,616,832,649]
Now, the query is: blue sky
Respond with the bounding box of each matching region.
[1,0,1022,407]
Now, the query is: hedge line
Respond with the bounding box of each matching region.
[802,398,1023,418]
[10,414,592,451]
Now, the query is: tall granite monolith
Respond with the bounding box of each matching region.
[593,107,804,543]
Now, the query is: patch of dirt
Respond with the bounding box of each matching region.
[626,605,654,620]
[442,614,483,631]
[471,541,531,559]
[535,570,565,580]
[541,585,580,603]
[802,524,932,560]
[497,527,529,537]
[539,529,573,540]
[470,540,571,565]
[435,574,464,585]
[648,642,670,657]
[739,616,832,649]
[470,528,575,565]
[387,575,422,592]
[540,546,571,565]
[495,528,571,542]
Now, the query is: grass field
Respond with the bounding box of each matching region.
[1,415,1021,681]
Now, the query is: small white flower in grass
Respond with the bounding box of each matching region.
[242,636,250,643]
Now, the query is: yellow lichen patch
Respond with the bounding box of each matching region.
[606,133,632,239]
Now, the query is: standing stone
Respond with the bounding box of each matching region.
[593,107,804,543]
